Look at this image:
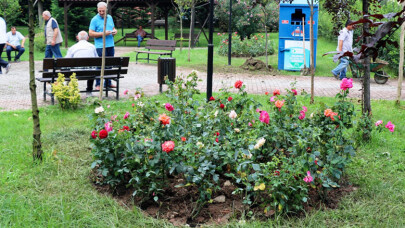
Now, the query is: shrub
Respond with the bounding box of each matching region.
[217,32,274,57]
[52,73,81,109]
[35,33,46,52]
[90,72,356,217]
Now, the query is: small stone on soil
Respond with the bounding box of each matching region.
[213,195,226,203]
[223,180,232,187]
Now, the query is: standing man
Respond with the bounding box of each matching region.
[6,27,26,62]
[66,31,98,95]
[331,20,354,80]
[0,15,11,74]
[42,11,63,58]
[89,2,117,90]
[134,25,146,47]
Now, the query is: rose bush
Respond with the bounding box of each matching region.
[217,32,274,57]
[89,71,358,217]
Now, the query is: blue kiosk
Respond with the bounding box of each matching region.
[278,0,319,71]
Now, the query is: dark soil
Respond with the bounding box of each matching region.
[92,175,356,227]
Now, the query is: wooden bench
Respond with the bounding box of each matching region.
[135,40,177,63]
[114,30,158,46]
[36,57,130,105]
[174,33,200,46]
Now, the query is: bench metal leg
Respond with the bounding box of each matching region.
[148,53,150,63]
[136,52,139,64]
[106,86,109,98]
[43,82,46,101]
[116,80,119,100]
[51,92,54,105]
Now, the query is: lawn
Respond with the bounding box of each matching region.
[1,94,404,227]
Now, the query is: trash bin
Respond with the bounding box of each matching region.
[158,57,176,92]
[278,0,319,71]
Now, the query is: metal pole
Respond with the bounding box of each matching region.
[207,0,214,101]
[228,0,232,65]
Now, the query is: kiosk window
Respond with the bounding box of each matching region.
[291,9,306,25]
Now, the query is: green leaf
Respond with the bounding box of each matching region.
[252,164,261,171]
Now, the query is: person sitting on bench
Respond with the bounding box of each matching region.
[65,31,98,96]
[134,25,146,47]
[6,26,25,62]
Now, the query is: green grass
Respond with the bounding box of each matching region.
[1,95,404,227]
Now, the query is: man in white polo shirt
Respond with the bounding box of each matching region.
[0,16,11,74]
[6,26,26,62]
[331,20,355,80]
[66,31,98,94]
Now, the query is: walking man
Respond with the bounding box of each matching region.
[332,20,354,80]
[66,31,98,95]
[6,26,26,62]
[89,2,117,90]
[0,15,11,74]
[42,11,63,58]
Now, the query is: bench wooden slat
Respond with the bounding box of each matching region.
[146,39,176,47]
[36,75,124,82]
[145,46,175,51]
[42,57,130,70]
[41,69,128,78]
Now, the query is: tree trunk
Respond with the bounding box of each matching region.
[29,0,43,161]
[38,0,44,29]
[263,8,268,69]
[362,0,372,114]
[188,1,195,61]
[310,2,315,104]
[99,0,109,100]
[397,2,405,105]
[180,13,183,52]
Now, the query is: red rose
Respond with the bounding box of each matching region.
[122,126,130,131]
[315,160,318,165]
[234,80,243,89]
[215,138,219,143]
[209,96,215,101]
[216,132,220,136]
[91,130,98,139]
[265,92,269,95]
[273,89,280,96]
[99,129,108,139]
[181,137,186,142]
[220,103,225,109]
[274,170,280,176]
[228,97,233,101]
[162,141,175,153]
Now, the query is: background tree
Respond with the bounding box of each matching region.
[173,0,191,52]
[0,0,22,27]
[28,0,44,161]
[307,0,317,104]
[397,1,405,105]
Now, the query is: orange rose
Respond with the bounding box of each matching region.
[159,113,171,125]
[324,109,333,117]
[330,112,338,121]
[275,100,284,111]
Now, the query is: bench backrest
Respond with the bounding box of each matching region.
[42,57,130,78]
[145,39,177,51]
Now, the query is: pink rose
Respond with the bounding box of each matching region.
[270,96,276,102]
[302,106,308,112]
[123,89,129,95]
[375,120,383,126]
[298,111,306,120]
[340,78,353,91]
[259,111,270,124]
[104,122,113,132]
[303,171,313,183]
[292,89,297,95]
[165,103,174,112]
[385,121,395,132]
[162,141,175,153]
[123,112,130,119]
[248,122,252,127]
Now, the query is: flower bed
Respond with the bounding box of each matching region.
[90,72,361,222]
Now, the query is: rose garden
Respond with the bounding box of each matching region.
[1,0,405,227]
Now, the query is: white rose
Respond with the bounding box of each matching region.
[137,102,144,107]
[214,110,218,117]
[310,112,314,118]
[196,142,204,148]
[234,128,240,133]
[229,110,237,119]
[254,138,266,149]
[95,106,104,114]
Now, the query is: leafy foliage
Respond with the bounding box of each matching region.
[0,0,22,27]
[217,32,274,57]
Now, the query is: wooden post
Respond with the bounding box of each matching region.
[397,2,405,105]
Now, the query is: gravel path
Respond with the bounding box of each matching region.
[1,47,404,112]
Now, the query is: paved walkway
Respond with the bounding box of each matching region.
[1,47,404,111]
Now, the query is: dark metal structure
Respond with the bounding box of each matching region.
[57,0,172,48]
